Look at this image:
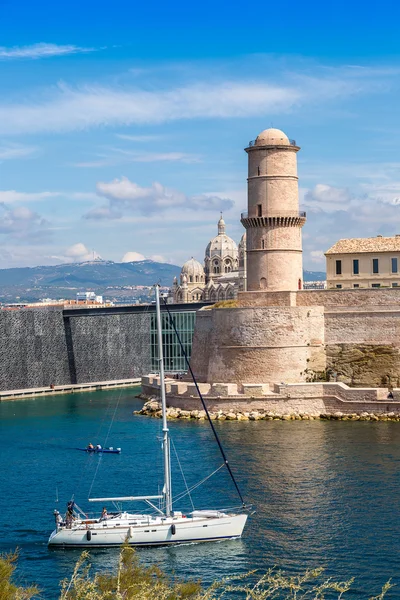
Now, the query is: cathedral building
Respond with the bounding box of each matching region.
[172,215,246,303]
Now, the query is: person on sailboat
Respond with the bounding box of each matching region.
[66,501,75,529]
[100,507,108,520]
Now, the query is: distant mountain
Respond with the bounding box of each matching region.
[0,260,326,302]
[0,260,181,289]
[303,270,326,282]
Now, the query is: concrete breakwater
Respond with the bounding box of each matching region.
[136,399,400,422]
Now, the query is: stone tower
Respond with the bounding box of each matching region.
[241,128,306,292]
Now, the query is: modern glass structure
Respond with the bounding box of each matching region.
[150,311,197,372]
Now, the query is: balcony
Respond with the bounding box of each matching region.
[240,210,306,228]
[247,138,297,148]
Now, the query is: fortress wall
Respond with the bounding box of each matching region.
[0,308,70,391]
[296,288,400,307]
[199,306,325,384]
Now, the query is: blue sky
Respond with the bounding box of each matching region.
[1,0,400,270]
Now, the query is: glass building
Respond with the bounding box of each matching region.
[150,311,197,372]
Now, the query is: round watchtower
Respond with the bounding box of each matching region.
[241,128,306,292]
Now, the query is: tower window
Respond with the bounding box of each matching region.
[372,258,379,274]
[257,166,260,176]
[257,204,262,217]
[335,260,342,275]
[353,259,359,275]
[261,239,265,249]
[392,258,398,273]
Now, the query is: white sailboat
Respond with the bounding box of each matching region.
[48,285,248,548]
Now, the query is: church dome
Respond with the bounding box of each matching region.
[180,257,205,285]
[255,128,290,147]
[205,233,238,260]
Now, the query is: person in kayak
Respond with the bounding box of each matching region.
[87,443,94,451]
[96,444,102,451]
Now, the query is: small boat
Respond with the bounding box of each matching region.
[77,447,121,454]
[48,285,248,548]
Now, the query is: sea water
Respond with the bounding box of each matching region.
[0,387,399,597]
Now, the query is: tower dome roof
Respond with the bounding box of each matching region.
[255,128,290,146]
[181,257,205,278]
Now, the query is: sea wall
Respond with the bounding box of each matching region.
[0,307,151,391]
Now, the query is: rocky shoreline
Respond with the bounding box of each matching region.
[135,399,400,422]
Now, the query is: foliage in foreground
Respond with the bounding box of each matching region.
[0,550,38,600]
[59,545,394,600]
[0,546,395,599]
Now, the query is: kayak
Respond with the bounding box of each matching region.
[77,447,121,454]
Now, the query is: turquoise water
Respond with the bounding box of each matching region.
[1,388,400,597]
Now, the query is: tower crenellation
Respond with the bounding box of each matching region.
[241,127,306,292]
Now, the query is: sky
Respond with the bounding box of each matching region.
[1,0,400,270]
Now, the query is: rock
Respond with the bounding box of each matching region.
[190,410,199,418]
[333,412,343,419]
[217,414,226,420]
[198,410,207,419]
[249,412,261,421]
[179,410,191,418]
[226,412,237,420]
[282,415,291,421]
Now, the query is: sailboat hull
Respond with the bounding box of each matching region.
[48,514,247,548]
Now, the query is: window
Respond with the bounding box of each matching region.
[336,284,342,289]
[393,283,399,287]
[372,258,379,274]
[353,284,359,288]
[257,166,260,176]
[335,260,342,275]
[257,204,262,217]
[372,283,380,288]
[353,259,359,275]
[261,239,265,249]
[392,258,398,274]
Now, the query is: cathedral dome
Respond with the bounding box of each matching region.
[205,233,238,260]
[180,257,205,284]
[255,128,290,146]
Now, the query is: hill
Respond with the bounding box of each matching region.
[0,259,326,302]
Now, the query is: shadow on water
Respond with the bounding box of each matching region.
[1,390,400,597]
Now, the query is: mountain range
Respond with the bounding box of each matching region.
[0,259,326,302]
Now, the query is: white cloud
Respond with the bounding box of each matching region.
[0,43,95,60]
[0,190,60,203]
[121,251,146,262]
[116,134,162,142]
[302,184,353,212]
[150,254,168,263]
[73,151,199,168]
[0,203,50,241]
[310,250,325,263]
[84,177,234,218]
[0,144,38,160]
[64,243,99,262]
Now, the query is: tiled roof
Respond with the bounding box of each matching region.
[325,236,400,255]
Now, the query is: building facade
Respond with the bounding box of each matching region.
[325,236,400,289]
[172,215,245,303]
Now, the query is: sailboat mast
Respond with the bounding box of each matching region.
[155,284,173,517]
